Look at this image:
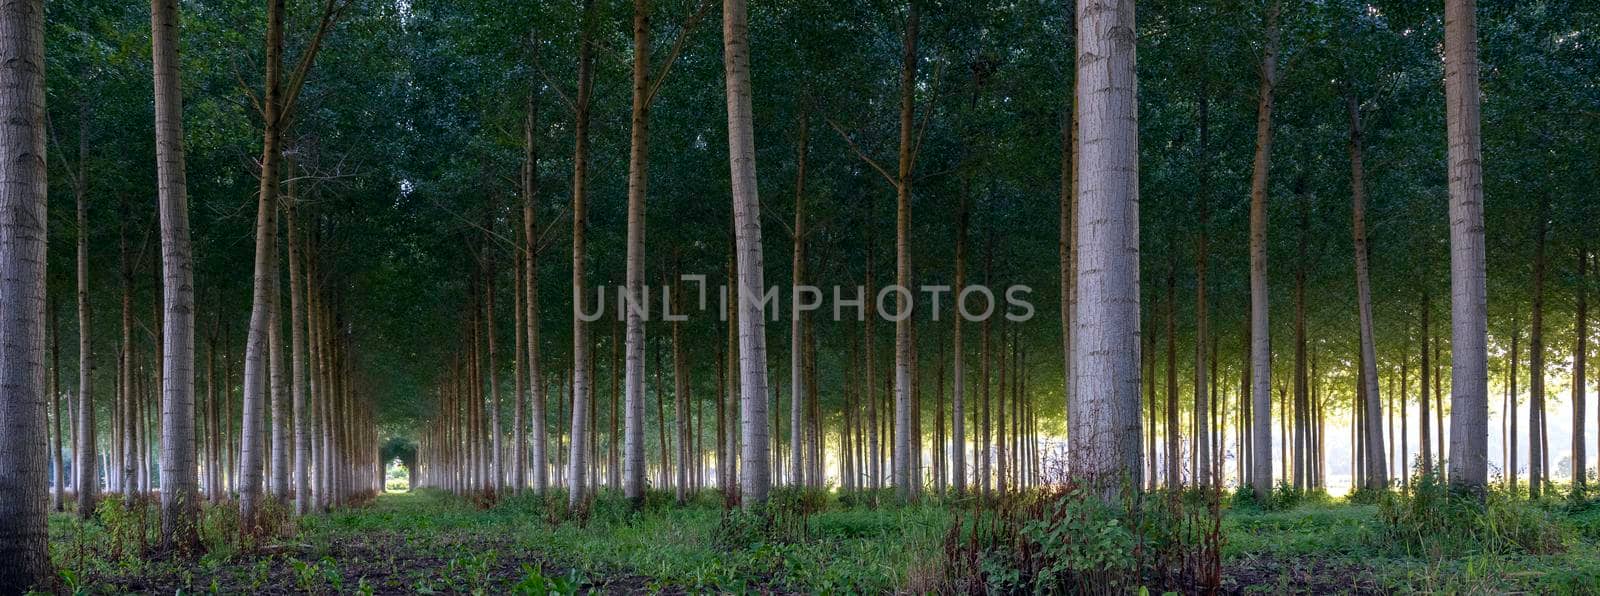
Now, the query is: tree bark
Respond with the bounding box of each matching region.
[1069,0,1142,497]
[523,86,546,495]
[892,0,920,501]
[1530,195,1547,498]
[567,0,597,508]
[153,0,199,547]
[1421,296,1433,477]
[1444,0,1488,495]
[1574,249,1588,488]
[952,190,967,495]
[1247,1,1281,500]
[75,110,98,517]
[1342,94,1386,490]
[725,0,771,506]
[0,0,51,581]
[789,111,809,487]
[622,0,651,506]
[1192,88,1210,488]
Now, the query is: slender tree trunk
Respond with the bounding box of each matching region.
[1070,0,1142,496]
[1193,88,1210,488]
[1443,0,1488,495]
[75,115,98,516]
[241,0,287,528]
[726,0,771,505]
[1530,195,1547,498]
[120,197,137,499]
[0,0,51,580]
[622,0,651,505]
[891,0,921,502]
[1165,265,1179,488]
[1421,297,1433,477]
[486,249,502,493]
[513,238,526,492]
[952,191,967,495]
[1575,249,1588,489]
[287,166,312,513]
[153,0,199,546]
[523,83,546,494]
[1247,1,1281,501]
[1347,95,1386,489]
[789,111,809,487]
[51,294,61,512]
[269,202,289,502]
[567,0,597,508]
[673,263,690,502]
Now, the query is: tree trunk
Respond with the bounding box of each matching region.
[1069,0,1142,497]
[120,197,137,499]
[1247,1,1281,501]
[952,190,967,495]
[1530,195,1547,498]
[0,0,51,580]
[674,263,690,502]
[892,0,921,502]
[1574,249,1588,489]
[287,169,313,512]
[790,111,809,487]
[1443,0,1488,495]
[725,0,771,506]
[75,112,98,516]
[1193,88,1210,488]
[153,0,199,546]
[485,249,502,493]
[567,0,597,508]
[51,291,61,512]
[622,0,651,506]
[522,84,546,494]
[1165,265,1179,489]
[1420,296,1433,477]
[241,0,286,528]
[1347,95,1386,490]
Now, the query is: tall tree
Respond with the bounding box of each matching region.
[1443,0,1488,495]
[1574,249,1588,489]
[0,0,51,585]
[153,0,199,549]
[724,0,771,506]
[567,0,597,508]
[1069,0,1141,496]
[74,109,97,519]
[240,0,341,528]
[523,80,546,494]
[1347,94,1386,490]
[1247,1,1281,501]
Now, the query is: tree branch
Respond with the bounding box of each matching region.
[825,117,898,189]
[645,0,714,105]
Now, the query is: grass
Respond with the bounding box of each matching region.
[42,483,1600,594]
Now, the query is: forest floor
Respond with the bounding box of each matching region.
[43,484,1600,594]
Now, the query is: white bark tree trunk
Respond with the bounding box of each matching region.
[892,0,920,501]
[623,0,650,505]
[1444,0,1488,494]
[1069,0,1142,497]
[75,109,98,519]
[724,0,771,506]
[567,0,596,508]
[153,0,199,547]
[1247,2,1280,501]
[523,88,546,494]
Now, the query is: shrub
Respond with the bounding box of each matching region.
[1378,473,1569,557]
[930,483,1223,594]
